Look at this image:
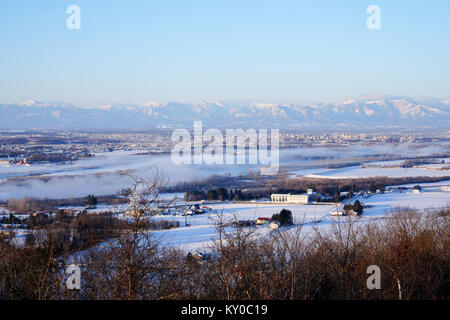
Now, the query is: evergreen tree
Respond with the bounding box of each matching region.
[206,189,218,201]
[217,188,228,201]
[352,200,363,215]
[272,209,293,226]
[87,194,98,206]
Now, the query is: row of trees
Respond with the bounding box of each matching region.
[401,158,445,168]
[175,175,450,204]
[184,188,246,201]
[266,176,450,198]
[6,194,99,213]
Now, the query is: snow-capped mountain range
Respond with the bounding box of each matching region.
[1,97,449,129]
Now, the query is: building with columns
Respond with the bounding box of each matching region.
[270,193,310,204]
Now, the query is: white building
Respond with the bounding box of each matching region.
[331,210,357,217]
[441,186,450,191]
[271,193,310,204]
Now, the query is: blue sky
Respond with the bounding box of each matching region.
[0,0,449,106]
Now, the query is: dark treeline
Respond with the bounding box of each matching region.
[1,210,180,254]
[266,176,450,197]
[5,195,128,213]
[185,188,245,201]
[23,212,118,253]
[0,207,448,300]
[401,158,446,168]
[184,187,274,202]
[182,176,450,202]
[166,171,265,194]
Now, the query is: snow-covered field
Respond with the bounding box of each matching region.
[394,180,450,189]
[3,186,449,253]
[363,189,449,216]
[302,166,450,179]
[128,202,334,252]
[146,188,450,252]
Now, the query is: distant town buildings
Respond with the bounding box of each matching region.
[1,131,448,163]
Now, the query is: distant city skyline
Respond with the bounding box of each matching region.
[0,0,449,106]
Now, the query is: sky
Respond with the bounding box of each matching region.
[0,0,449,106]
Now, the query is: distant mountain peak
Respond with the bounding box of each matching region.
[18,99,36,106]
[1,96,449,129]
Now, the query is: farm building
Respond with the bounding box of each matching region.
[256,217,271,225]
[331,210,358,217]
